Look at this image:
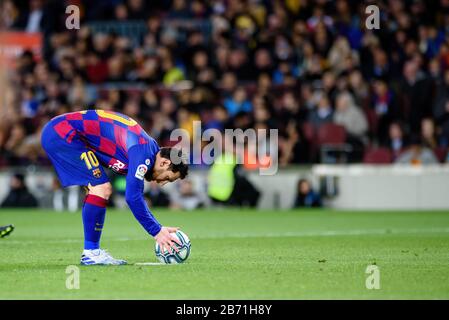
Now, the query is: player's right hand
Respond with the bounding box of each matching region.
[154,226,181,254]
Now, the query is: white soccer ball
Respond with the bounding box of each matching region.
[155,230,191,264]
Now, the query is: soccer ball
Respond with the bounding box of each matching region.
[155,230,191,264]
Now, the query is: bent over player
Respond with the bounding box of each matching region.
[41,110,188,265]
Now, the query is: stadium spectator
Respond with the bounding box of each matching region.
[433,69,449,147]
[399,60,433,135]
[395,136,439,165]
[348,70,369,108]
[328,36,354,75]
[0,0,449,166]
[308,93,333,128]
[293,179,322,208]
[371,77,400,144]
[13,0,46,33]
[421,118,439,149]
[2,124,27,163]
[208,152,260,208]
[333,92,368,143]
[1,173,38,208]
[224,87,253,117]
[383,122,409,160]
[145,183,171,208]
[170,179,204,210]
[0,0,19,29]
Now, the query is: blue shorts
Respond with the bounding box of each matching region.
[41,121,110,188]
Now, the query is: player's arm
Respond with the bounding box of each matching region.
[125,145,180,253]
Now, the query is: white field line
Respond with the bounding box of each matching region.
[3,227,449,245]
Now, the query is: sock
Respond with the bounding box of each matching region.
[82,194,107,250]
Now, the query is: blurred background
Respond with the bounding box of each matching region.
[0,0,449,211]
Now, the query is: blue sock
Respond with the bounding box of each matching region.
[82,194,107,250]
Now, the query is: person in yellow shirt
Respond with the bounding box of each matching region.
[208,151,260,207]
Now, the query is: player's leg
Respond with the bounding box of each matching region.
[80,183,127,265]
[82,182,112,250]
[41,122,110,250]
[41,123,125,265]
[80,182,126,265]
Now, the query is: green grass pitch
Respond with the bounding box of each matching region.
[1,208,449,299]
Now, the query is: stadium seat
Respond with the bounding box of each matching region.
[432,147,447,163]
[302,122,316,143]
[316,123,347,145]
[316,124,350,163]
[363,148,393,164]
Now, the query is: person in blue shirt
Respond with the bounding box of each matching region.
[293,179,322,208]
[223,87,252,116]
[41,110,188,265]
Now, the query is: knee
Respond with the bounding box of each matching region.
[88,182,113,200]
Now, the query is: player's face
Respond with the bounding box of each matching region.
[152,169,181,186]
[151,155,182,186]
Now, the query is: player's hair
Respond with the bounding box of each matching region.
[159,147,189,179]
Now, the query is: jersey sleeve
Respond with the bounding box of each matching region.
[125,144,161,237]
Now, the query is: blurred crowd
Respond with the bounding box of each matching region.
[2,0,449,167]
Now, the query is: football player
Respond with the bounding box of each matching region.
[41,110,188,265]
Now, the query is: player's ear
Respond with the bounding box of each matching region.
[161,158,172,167]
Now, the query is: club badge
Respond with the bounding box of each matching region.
[92,168,102,178]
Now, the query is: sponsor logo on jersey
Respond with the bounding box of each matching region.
[110,159,126,173]
[135,164,148,180]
